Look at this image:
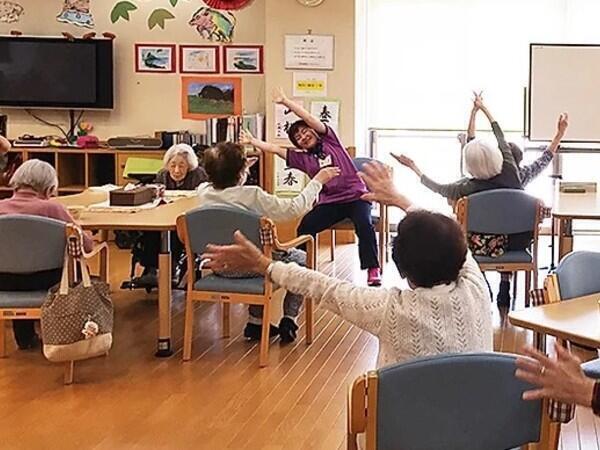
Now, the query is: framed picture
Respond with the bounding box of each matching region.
[223,45,264,74]
[135,44,176,73]
[181,76,242,120]
[179,45,220,74]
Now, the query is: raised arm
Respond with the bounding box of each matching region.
[240,129,287,160]
[203,231,390,337]
[467,91,482,140]
[273,87,327,135]
[548,112,568,154]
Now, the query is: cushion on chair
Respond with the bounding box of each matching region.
[194,274,265,295]
[582,358,600,379]
[376,353,541,450]
[0,290,48,309]
[474,250,532,265]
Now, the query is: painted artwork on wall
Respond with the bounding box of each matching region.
[181,76,242,120]
[135,44,176,73]
[57,0,95,28]
[0,1,24,23]
[180,45,220,74]
[189,7,236,43]
[310,100,340,134]
[223,45,264,74]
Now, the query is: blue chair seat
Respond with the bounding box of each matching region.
[194,274,265,295]
[475,250,532,265]
[0,290,48,308]
[582,358,600,379]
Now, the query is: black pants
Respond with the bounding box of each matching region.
[297,200,379,270]
[0,269,62,346]
[139,232,185,271]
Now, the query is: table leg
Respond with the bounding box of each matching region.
[557,218,573,261]
[156,230,173,357]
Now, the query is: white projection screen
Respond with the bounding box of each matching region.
[529,44,600,142]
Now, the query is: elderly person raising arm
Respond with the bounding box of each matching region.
[201,162,493,367]
[0,159,92,349]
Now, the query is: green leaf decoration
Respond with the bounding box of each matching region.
[169,0,179,7]
[148,8,175,30]
[110,1,138,23]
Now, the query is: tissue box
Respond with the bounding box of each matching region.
[109,186,154,206]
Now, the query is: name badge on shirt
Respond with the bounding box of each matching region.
[318,155,333,168]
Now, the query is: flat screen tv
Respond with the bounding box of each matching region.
[0,36,113,109]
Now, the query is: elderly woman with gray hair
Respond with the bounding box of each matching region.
[133,144,208,287]
[0,159,92,349]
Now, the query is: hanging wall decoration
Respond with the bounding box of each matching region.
[135,44,176,73]
[202,0,253,10]
[0,1,24,23]
[110,1,137,23]
[189,7,236,43]
[223,45,263,74]
[180,45,220,74]
[147,8,174,30]
[181,76,242,120]
[310,100,340,134]
[57,0,95,28]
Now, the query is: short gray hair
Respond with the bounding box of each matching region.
[464,139,503,180]
[10,159,58,194]
[163,144,199,170]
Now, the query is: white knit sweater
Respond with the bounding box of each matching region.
[270,252,493,368]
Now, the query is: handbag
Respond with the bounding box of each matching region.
[41,247,113,363]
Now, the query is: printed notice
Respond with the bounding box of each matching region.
[285,35,334,70]
[293,72,328,97]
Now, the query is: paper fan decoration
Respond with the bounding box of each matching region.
[202,0,253,10]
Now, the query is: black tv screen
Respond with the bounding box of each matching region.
[0,37,113,109]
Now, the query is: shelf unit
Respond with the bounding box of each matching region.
[0,147,265,197]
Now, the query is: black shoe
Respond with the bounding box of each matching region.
[243,323,279,341]
[497,280,511,308]
[136,268,158,287]
[279,317,299,344]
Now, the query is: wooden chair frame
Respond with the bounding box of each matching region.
[0,224,109,385]
[456,196,543,307]
[177,215,315,368]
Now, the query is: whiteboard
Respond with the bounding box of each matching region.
[529,44,600,142]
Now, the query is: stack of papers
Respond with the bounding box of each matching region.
[87,198,161,213]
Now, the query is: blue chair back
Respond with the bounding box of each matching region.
[0,215,66,273]
[376,352,542,450]
[555,251,600,300]
[183,205,263,256]
[465,189,539,235]
[353,157,375,172]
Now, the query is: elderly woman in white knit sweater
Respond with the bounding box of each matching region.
[201,162,493,367]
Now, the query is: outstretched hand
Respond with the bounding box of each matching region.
[390,153,422,176]
[472,90,484,110]
[358,161,412,211]
[557,112,569,136]
[272,87,289,105]
[201,231,271,275]
[239,129,255,145]
[515,342,595,407]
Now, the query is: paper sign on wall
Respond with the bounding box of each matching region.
[293,72,327,98]
[285,34,334,70]
[274,152,308,198]
[310,100,340,134]
[274,99,304,140]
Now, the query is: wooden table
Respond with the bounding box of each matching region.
[57,190,202,357]
[553,190,600,260]
[509,295,600,450]
[509,294,600,348]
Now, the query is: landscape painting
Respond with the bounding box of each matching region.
[135,44,176,73]
[181,76,242,120]
[223,45,264,74]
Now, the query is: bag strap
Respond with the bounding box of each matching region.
[58,230,93,295]
[59,248,70,295]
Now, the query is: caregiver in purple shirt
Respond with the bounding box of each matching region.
[240,88,381,286]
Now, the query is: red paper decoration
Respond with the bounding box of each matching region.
[202,0,253,10]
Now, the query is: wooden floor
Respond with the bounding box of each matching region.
[1,239,599,449]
